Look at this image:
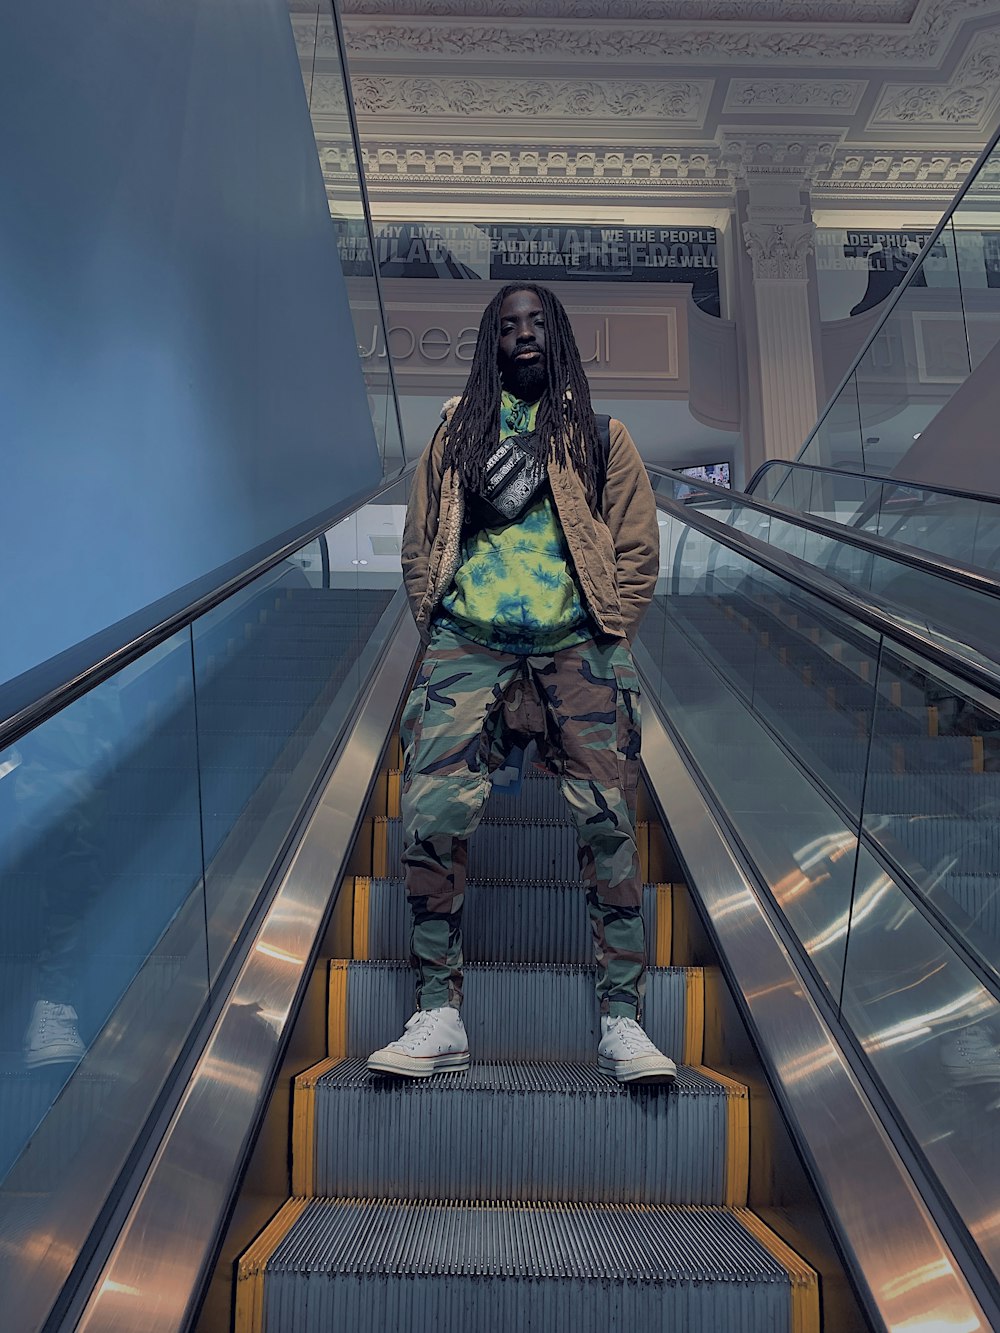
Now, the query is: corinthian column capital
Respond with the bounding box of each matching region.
[742,219,816,280]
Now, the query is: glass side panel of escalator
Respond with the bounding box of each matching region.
[648,470,1000,676]
[750,463,1000,577]
[638,500,1000,1284]
[0,474,410,1327]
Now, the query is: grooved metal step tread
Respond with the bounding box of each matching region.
[373,815,651,880]
[354,877,673,966]
[330,960,704,1066]
[239,1198,818,1333]
[293,1057,748,1206]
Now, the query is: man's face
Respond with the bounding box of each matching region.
[497,289,547,402]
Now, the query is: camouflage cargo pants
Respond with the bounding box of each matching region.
[400,625,646,1018]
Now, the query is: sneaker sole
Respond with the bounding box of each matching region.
[24,1047,85,1069]
[367,1050,471,1079]
[598,1054,677,1085]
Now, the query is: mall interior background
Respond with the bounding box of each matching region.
[293,0,1000,488]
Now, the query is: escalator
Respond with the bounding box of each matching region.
[4,469,999,1332]
[747,459,1000,577]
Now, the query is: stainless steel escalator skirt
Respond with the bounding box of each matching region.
[636,678,989,1333]
[73,611,421,1333]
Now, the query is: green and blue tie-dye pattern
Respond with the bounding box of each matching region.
[439,392,591,654]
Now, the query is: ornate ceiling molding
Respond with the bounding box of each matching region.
[721,131,841,178]
[341,0,917,20]
[349,74,710,123]
[724,79,867,113]
[323,138,999,200]
[341,0,999,66]
[869,29,1000,127]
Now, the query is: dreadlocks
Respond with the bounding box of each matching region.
[441,283,603,502]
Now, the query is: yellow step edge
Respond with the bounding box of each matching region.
[352,877,371,960]
[654,883,672,967]
[373,817,389,877]
[694,1065,749,1207]
[736,1208,820,1333]
[683,968,705,1067]
[291,1057,343,1197]
[387,769,402,817]
[973,735,985,773]
[637,821,650,881]
[235,1197,309,1333]
[328,960,349,1060]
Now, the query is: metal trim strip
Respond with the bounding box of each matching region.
[72,616,421,1333]
[637,692,991,1332]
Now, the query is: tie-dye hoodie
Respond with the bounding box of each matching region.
[437,391,592,654]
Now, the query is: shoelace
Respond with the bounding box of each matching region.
[606,1017,652,1054]
[402,1011,443,1047]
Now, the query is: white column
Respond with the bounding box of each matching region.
[743,202,821,463]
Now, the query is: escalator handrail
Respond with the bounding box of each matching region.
[0,465,415,755]
[647,464,1000,601]
[650,483,1000,705]
[744,457,1000,510]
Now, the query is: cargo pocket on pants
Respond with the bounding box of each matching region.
[610,647,641,809]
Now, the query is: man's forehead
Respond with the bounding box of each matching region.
[499,290,543,318]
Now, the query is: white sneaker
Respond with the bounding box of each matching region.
[24,1000,86,1069]
[941,1026,1000,1087]
[367,1007,470,1078]
[598,1014,677,1085]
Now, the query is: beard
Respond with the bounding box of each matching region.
[500,353,548,403]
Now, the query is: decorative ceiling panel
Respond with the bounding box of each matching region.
[316,0,1000,208]
[350,75,712,125]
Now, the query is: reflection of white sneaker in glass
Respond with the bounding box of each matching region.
[940,1026,1000,1087]
[24,1001,86,1069]
[598,1015,677,1085]
[367,1007,470,1078]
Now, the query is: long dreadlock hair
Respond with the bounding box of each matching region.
[441,282,602,502]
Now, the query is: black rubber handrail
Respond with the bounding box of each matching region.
[647,464,1000,601]
[0,466,414,754]
[744,457,1000,509]
[651,482,1000,704]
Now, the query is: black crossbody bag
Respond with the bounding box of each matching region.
[476,414,612,524]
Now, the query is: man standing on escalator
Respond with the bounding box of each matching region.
[368,283,675,1084]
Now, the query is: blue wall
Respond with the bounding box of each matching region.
[0,0,380,687]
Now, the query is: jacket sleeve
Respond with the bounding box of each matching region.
[601,420,659,641]
[401,424,446,628]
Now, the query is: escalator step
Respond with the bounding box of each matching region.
[332,961,702,1066]
[294,1057,746,1206]
[863,772,1000,816]
[357,878,670,966]
[375,817,650,881]
[242,1198,815,1333]
[878,815,1000,875]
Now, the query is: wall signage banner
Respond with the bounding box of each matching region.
[815,228,945,316]
[335,219,720,315]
